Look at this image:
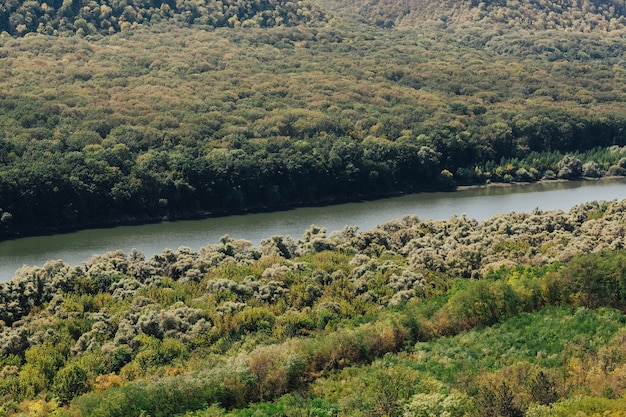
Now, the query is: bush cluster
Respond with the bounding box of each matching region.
[0,199,625,414]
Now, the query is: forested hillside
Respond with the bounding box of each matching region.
[0,0,328,36]
[2,200,626,415]
[4,0,626,415]
[3,6,626,237]
[322,0,626,30]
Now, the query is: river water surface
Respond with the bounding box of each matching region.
[1,178,625,282]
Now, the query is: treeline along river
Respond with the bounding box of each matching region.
[1,178,625,282]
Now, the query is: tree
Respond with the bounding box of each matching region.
[476,381,523,417]
[529,371,559,405]
[52,364,89,404]
[557,155,582,179]
[582,161,602,178]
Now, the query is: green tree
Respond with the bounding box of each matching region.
[19,341,66,397]
[557,155,582,179]
[53,363,89,404]
[529,371,559,405]
[476,382,523,417]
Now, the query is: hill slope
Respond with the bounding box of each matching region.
[0,0,329,36]
[3,0,626,237]
[2,18,626,237]
[321,0,626,30]
[5,0,626,36]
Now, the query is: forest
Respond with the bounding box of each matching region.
[0,0,328,35]
[3,0,626,236]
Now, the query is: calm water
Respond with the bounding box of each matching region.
[1,178,625,282]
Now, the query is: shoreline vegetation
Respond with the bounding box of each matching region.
[1,198,626,415]
[457,174,614,191]
[0,174,621,243]
[1,156,625,241]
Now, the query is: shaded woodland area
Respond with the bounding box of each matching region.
[0,0,328,35]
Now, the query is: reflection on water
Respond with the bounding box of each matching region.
[1,178,625,281]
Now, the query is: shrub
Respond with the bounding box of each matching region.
[404,391,473,417]
[233,307,276,334]
[53,364,89,404]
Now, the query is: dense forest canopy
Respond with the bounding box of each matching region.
[2,15,626,236]
[320,0,626,30]
[0,0,626,237]
[5,0,626,36]
[0,0,328,35]
[2,0,626,239]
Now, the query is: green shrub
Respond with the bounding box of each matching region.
[52,364,89,404]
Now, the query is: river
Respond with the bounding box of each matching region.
[1,178,625,282]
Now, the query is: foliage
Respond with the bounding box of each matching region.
[4,1,626,415]
[0,0,328,36]
[0,201,625,415]
[3,8,626,236]
[323,0,626,32]
[52,363,89,404]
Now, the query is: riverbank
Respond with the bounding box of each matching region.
[2,177,626,282]
[4,175,622,243]
[455,176,619,192]
[4,196,626,416]
[0,188,418,242]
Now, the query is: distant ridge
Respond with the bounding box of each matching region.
[5,0,626,36]
[322,0,626,31]
[0,0,329,36]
